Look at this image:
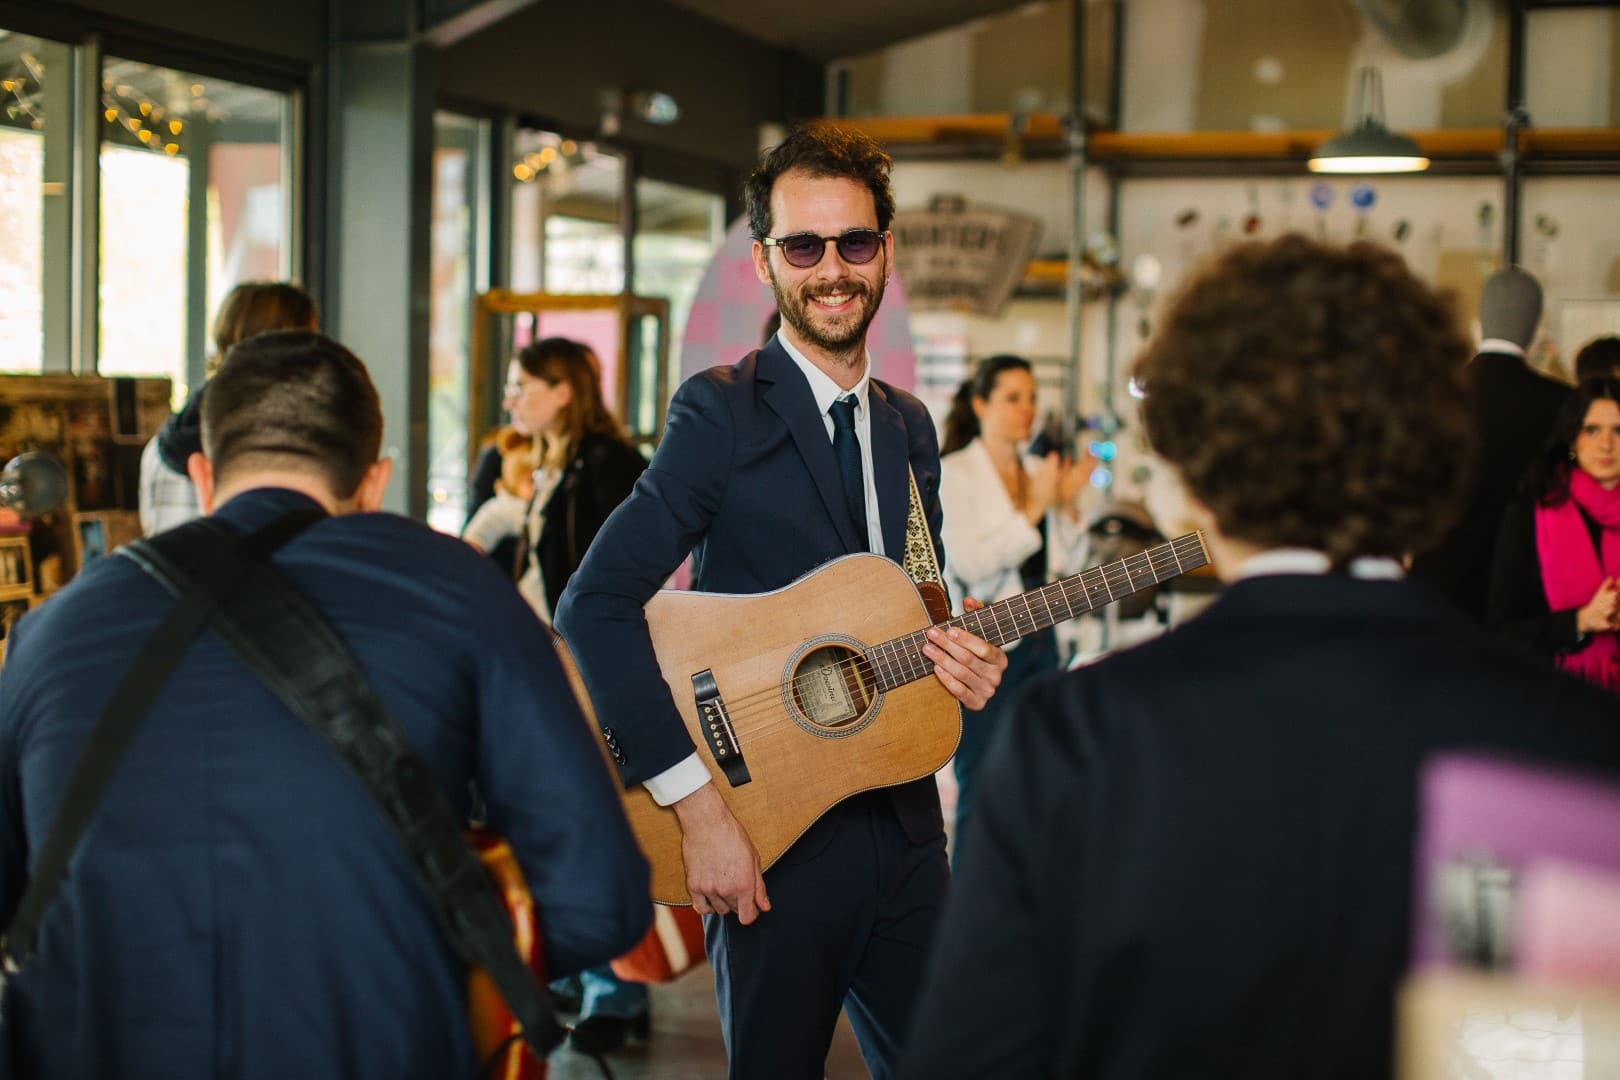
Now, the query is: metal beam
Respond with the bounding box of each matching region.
[422,0,542,48]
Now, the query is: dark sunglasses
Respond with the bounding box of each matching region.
[762,228,885,269]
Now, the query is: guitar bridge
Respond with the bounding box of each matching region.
[693,669,751,787]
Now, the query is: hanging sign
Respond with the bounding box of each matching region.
[890,195,1042,317]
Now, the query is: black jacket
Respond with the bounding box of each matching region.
[899,573,1620,1080]
[517,431,647,613]
[1409,351,1568,622]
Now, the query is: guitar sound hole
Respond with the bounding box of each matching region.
[789,644,875,730]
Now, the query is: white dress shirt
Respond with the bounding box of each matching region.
[642,334,886,806]
[938,437,1086,650]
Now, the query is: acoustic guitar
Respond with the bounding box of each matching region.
[558,531,1209,905]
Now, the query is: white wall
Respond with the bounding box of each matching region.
[890,156,1620,524]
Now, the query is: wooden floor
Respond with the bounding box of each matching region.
[547,962,869,1080]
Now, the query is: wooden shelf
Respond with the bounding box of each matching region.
[825,114,1620,172]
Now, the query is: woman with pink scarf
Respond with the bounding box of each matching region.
[1489,376,1620,693]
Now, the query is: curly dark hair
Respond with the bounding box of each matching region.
[1524,375,1620,506]
[941,355,1032,455]
[1134,233,1472,567]
[1574,336,1620,383]
[745,123,896,241]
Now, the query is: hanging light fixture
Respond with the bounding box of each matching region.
[1309,66,1429,174]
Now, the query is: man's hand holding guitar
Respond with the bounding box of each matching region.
[672,598,1007,924]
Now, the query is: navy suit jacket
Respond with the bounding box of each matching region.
[555,340,947,841]
[0,488,650,1079]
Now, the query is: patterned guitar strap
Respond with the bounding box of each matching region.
[902,467,951,624]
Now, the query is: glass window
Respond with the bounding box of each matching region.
[97,57,291,403]
[835,1,1112,123]
[0,31,69,373]
[510,129,624,295]
[1526,7,1620,127]
[1120,0,1505,133]
[633,177,723,417]
[427,111,483,536]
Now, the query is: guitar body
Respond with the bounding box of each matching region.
[557,553,961,906]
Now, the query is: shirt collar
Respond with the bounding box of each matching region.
[1478,338,1526,359]
[775,331,871,417]
[1234,547,1405,581]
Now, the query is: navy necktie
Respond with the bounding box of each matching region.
[828,395,867,549]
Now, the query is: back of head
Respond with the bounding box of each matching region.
[202,330,382,499]
[1479,266,1543,349]
[745,123,895,241]
[1575,335,1620,383]
[1134,234,1473,566]
[212,281,319,360]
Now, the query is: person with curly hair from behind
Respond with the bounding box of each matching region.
[898,234,1620,1080]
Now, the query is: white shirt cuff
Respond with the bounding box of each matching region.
[642,753,711,806]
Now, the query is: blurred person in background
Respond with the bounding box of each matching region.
[1408,267,1566,623]
[1489,376,1620,693]
[937,355,1085,862]
[898,235,1620,1080]
[138,282,319,536]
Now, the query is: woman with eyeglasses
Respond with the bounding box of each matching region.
[464,337,646,623]
[1489,375,1620,693]
[937,354,1087,862]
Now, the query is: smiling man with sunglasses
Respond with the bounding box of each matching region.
[556,124,1007,1079]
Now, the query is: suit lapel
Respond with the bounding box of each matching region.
[757,341,865,552]
[868,380,910,560]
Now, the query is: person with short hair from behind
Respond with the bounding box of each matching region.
[0,330,650,1079]
[138,281,320,535]
[896,236,1620,1080]
[1489,375,1620,692]
[1574,335,1620,383]
[1408,266,1568,622]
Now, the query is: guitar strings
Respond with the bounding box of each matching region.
[711,539,1199,744]
[705,540,1202,746]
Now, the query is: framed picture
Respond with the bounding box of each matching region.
[71,510,141,572]
[0,536,31,600]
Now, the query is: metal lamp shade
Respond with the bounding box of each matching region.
[1308,122,1430,174]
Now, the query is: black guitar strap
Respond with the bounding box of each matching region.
[2,512,562,1067]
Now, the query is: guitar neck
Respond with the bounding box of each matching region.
[866,531,1209,692]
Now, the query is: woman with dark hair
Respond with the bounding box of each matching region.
[462,337,652,1050]
[1489,376,1620,691]
[937,354,1084,860]
[138,281,319,535]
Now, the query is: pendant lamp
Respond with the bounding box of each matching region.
[1309,67,1429,174]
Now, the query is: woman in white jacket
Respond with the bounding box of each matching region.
[939,355,1085,862]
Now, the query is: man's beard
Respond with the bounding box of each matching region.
[767,261,887,364]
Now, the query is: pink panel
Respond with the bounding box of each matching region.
[679,217,917,391]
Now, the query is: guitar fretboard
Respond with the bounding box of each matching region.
[864,531,1208,693]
